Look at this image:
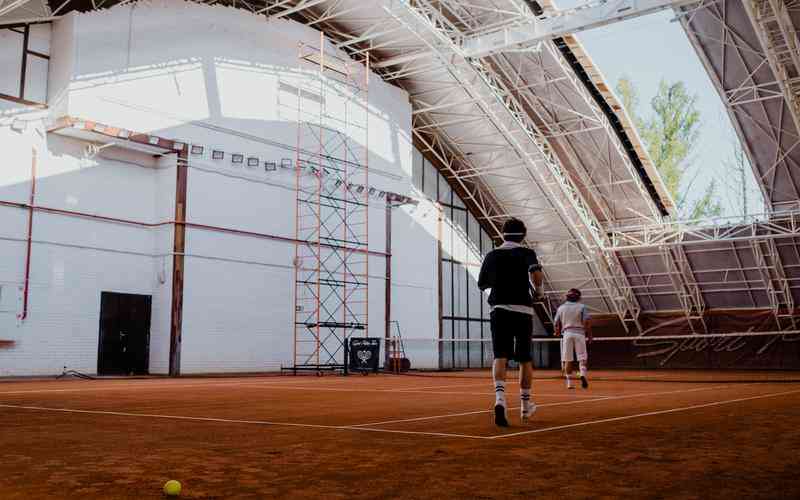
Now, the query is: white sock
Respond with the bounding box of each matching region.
[494,380,506,406]
[520,388,532,412]
[579,363,587,378]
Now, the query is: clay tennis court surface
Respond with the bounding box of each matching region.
[2,370,800,499]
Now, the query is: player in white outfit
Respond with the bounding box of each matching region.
[554,288,593,389]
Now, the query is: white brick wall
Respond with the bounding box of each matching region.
[0,0,439,376]
[0,130,169,376]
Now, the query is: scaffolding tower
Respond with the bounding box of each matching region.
[291,35,370,372]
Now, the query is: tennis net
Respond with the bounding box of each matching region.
[379,331,800,382]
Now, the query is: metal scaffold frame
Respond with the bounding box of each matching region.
[679,0,800,212]
[536,209,800,317]
[384,0,643,331]
[751,237,797,330]
[15,0,800,337]
[291,34,370,372]
[744,0,800,152]
[607,210,800,249]
[660,244,708,332]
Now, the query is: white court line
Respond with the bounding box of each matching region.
[0,373,614,396]
[490,388,800,439]
[0,403,487,440]
[0,380,494,396]
[0,381,601,398]
[349,384,737,427]
[2,388,798,441]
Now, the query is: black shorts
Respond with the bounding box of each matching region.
[490,308,533,363]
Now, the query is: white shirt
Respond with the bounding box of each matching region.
[554,301,590,335]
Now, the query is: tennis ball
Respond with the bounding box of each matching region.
[163,480,182,497]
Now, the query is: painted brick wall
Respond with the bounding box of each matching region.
[0,0,439,376]
[0,129,170,376]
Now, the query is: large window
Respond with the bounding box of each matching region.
[412,148,494,368]
[0,23,50,106]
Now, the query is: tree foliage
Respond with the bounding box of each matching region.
[616,77,722,219]
[721,140,763,216]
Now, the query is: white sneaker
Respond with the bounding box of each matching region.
[521,403,537,424]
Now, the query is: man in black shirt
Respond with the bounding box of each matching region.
[478,218,544,427]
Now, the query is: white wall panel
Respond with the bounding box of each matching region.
[0,29,23,98]
[0,127,167,375]
[0,1,434,376]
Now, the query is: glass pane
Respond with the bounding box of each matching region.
[438,172,452,205]
[0,29,23,97]
[412,148,423,192]
[467,212,481,264]
[481,230,494,256]
[467,265,482,319]
[453,191,465,208]
[441,321,453,370]
[455,321,469,368]
[482,322,493,367]
[462,262,470,319]
[456,262,469,318]
[423,159,437,199]
[28,24,51,55]
[453,209,468,264]
[469,324,483,368]
[441,260,452,317]
[24,56,47,103]
[440,210,454,261]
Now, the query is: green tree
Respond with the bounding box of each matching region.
[616,76,642,129]
[616,77,721,219]
[722,139,764,217]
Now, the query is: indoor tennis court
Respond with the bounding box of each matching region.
[2,369,799,499]
[4,0,800,498]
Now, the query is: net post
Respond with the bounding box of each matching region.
[343,337,349,376]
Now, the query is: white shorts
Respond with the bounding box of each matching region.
[561,332,587,363]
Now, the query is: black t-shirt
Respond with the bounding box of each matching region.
[478,243,542,307]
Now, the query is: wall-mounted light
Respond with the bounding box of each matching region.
[265,161,277,171]
[247,157,259,167]
[231,153,244,164]
[212,150,224,160]
[191,145,204,155]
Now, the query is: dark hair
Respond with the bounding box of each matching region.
[502,218,527,243]
[566,288,581,302]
